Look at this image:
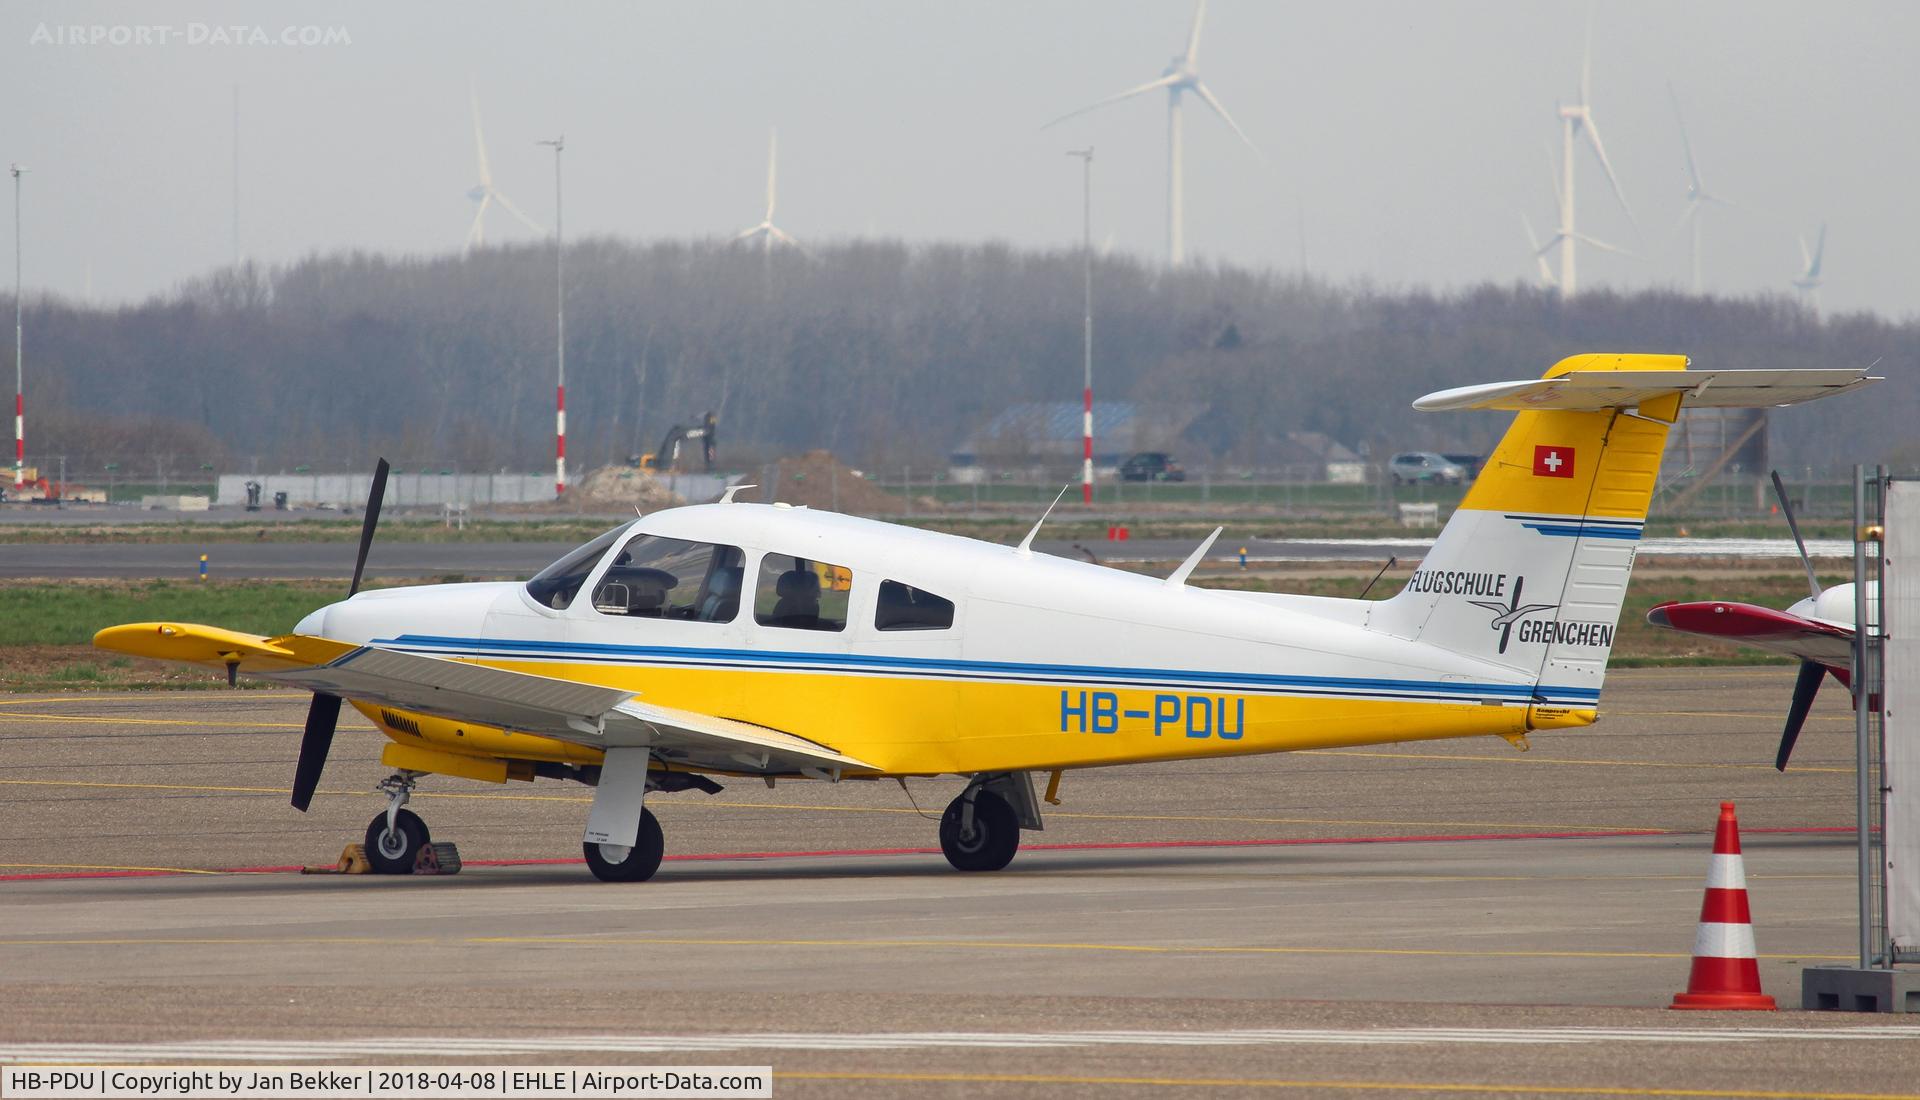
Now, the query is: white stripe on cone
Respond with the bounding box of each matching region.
[1705,853,1747,890]
[1693,920,1758,960]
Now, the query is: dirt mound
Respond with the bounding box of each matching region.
[748,451,910,514]
[569,465,687,511]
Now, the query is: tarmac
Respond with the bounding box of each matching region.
[3,669,1916,1097]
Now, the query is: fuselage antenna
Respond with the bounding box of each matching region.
[1015,483,1074,557]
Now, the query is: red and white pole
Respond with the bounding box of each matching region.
[1081,386,1093,505]
[11,164,23,490]
[555,384,566,498]
[540,137,566,498]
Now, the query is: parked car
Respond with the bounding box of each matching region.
[1440,452,1485,480]
[1388,451,1466,485]
[1119,452,1186,482]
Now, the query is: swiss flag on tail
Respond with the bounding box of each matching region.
[1533,445,1574,478]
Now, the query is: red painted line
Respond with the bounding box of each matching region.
[0,826,1861,883]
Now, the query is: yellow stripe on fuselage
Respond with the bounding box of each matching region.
[365,659,1571,779]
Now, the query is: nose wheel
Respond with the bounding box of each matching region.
[362,770,431,875]
[364,808,431,874]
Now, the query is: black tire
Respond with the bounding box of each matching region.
[939,789,1020,872]
[583,808,664,882]
[364,809,430,875]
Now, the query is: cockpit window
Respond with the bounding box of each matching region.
[591,534,745,621]
[524,525,625,610]
[754,553,851,632]
[875,580,954,631]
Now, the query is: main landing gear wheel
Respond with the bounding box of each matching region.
[364,808,430,875]
[583,807,664,883]
[940,788,1020,872]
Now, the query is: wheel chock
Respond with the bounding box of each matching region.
[413,842,462,875]
[302,844,371,875]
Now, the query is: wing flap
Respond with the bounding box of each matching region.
[1414,368,1878,412]
[612,699,876,774]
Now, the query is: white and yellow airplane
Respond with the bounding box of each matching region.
[95,354,1877,881]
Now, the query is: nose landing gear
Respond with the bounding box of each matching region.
[363,771,430,875]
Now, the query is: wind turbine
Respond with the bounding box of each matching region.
[1550,23,1634,295]
[465,84,543,251]
[1043,0,1260,267]
[1669,82,1736,295]
[732,129,801,253]
[1532,142,1631,290]
[1793,223,1826,314]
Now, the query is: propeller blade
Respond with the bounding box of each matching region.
[1571,231,1635,258]
[765,129,778,221]
[1520,214,1557,284]
[1579,8,1593,107]
[1582,118,1635,226]
[1673,200,1698,237]
[291,691,342,811]
[470,83,492,188]
[732,223,768,243]
[349,458,389,598]
[1667,81,1703,194]
[1042,74,1181,129]
[1808,222,1826,276]
[1190,80,1262,159]
[1777,659,1825,771]
[1546,141,1568,227]
[1770,469,1822,600]
[491,190,545,234]
[466,194,490,249]
[1185,0,1208,64]
[767,224,806,255]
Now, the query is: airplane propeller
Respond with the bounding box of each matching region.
[1770,469,1825,772]
[291,458,389,811]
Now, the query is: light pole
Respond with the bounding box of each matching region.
[12,163,26,491]
[538,136,566,499]
[1067,148,1093,505]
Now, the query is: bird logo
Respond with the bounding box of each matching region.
[1468,575,1558,654]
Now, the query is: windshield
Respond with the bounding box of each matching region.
[524,525,626,610]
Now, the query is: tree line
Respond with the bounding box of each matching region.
[8,239,1914,475]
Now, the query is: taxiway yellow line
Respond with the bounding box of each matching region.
[0,712,319,729]
[0,693,309,707]
[0,862,222,875]
[461,935,1853,962]
[776,1071,1919,1099]
[1299,749,1850,774]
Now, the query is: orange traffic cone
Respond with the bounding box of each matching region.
[1671,802,1777,1010]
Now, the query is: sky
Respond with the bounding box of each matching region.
[1,1,1914,316]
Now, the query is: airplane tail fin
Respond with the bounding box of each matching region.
[1372,353,1875,722]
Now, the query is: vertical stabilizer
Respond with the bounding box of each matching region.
[1373,354,1685,720]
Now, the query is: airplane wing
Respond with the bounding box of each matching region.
[1644,600,1853,671]
[94,623,877,777]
